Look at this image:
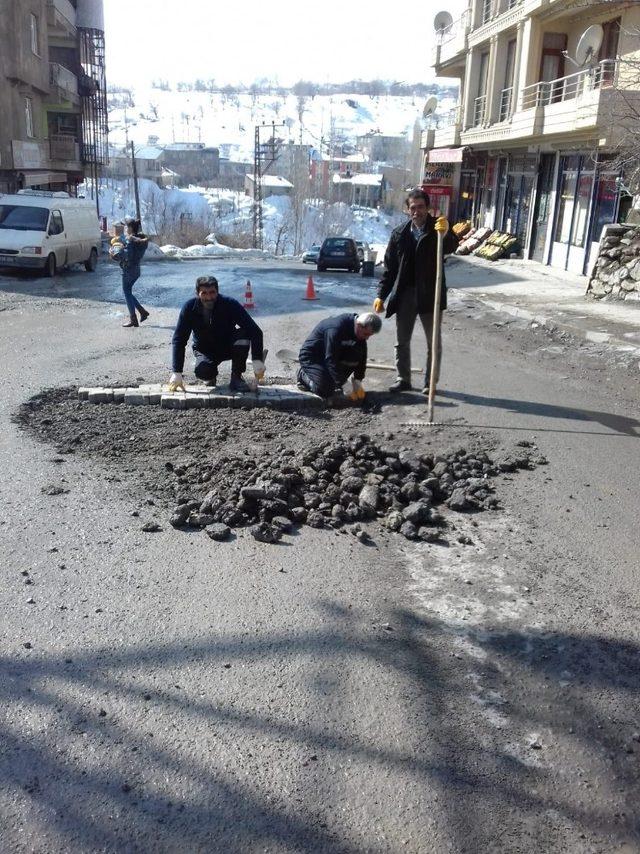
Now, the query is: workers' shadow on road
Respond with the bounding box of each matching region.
[440,389,640,437]
[0,599,638,851]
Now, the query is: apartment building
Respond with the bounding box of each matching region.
[423,0,640,274]
[0,0,107,199]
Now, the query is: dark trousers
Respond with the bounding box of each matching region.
[297,362,355,398]
[395,287,442,385]
[194,336,250,382]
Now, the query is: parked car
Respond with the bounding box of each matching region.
[355,241,371,263]
[317,237,360,273]
[0,190,101,277]
[302,244,321,264]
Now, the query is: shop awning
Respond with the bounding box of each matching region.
[20,171,69,187]
[427,148,464,164]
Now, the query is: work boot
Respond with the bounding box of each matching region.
[389,378,411,392]
[122,314,139,328]
[229,374,250,393]
[138,307,150,323]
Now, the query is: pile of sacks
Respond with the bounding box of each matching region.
[165,435,542,544]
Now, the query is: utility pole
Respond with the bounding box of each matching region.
[252,121,285,250]
[130,140,141,221]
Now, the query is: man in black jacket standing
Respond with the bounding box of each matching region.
[169,276,265,392]
[297,312,382,401]
[373,189,457,394]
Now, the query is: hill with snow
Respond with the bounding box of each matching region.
[108,86,458,158]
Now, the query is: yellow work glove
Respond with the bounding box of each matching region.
[373,298,385,314]
[252,360,266,382]
[348,379,366,402]
[434,216,450,235]
[168,372,185,392]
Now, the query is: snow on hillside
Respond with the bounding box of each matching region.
[86,178,404,260]
[108,88,457,156]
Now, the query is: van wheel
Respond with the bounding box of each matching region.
[317,265,325,272]
[45,253,56,278]
[84,248,98,272]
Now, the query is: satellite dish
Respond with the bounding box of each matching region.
[575,24,604,66]
[434,10,454,36]
[423,96,438,118]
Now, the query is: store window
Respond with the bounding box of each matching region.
[591,174,618,240]
[554,155,594,248]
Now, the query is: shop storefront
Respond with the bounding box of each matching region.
[495,153,538,254]
[549,154,621,275]
[458,151,488,225]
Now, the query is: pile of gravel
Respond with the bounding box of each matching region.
[166,435,543,544]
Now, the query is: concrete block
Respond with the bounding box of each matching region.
[148,392,162,405]
[88,388,108,404]
[186,393,207,409]
[124,390,149,406]
[161,393,187,409]
[78,387,90,401]
[113,389,126,404]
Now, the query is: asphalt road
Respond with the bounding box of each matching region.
[0,257,639,853]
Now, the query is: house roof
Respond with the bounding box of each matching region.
[340,173,384,186]
[246,174,293,188]
[134,145,164,160]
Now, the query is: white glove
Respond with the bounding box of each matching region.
[168,372,185,392]
[252,359,266,381]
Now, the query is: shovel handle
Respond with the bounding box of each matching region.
[427,230,444,422]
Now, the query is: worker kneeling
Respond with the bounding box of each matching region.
[169,275,265,392]
[297,312,382,402]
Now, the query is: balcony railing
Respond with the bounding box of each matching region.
[49,62,78,99]
[50,134,80,162]
[499,86,513,121]
[521,59,617,110]
[478,0,523,25]
[437,106,462,128]
[473,94,487,126]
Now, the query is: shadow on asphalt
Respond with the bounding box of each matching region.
[0,604,637,850]
[440,390,640,437]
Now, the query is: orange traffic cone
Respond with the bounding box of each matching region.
[243,279,255,309]
[302,274,319,301]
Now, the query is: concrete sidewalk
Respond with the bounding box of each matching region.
[447,254,640,354]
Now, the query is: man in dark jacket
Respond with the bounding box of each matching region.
[297,312,382,400]
[169,276,265,393]
[373,189,458,394]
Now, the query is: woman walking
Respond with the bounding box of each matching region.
[121,217,149,328]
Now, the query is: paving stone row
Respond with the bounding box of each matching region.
[78,384,324,411]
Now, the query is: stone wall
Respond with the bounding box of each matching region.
[587,224,640,301]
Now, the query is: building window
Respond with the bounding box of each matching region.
[30,13,39,56]
[25,98,34,138]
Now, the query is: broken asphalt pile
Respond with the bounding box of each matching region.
[166,436,546,544]
[15,387,547,546]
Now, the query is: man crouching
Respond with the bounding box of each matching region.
[169,275,265,392]
[297,312,382,402]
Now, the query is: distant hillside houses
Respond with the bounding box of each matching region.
[107,131,413,209]
[107,138,219,188]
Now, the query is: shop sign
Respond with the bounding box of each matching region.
[422,164,455,185]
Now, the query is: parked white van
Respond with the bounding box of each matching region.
[0,190,101,277]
